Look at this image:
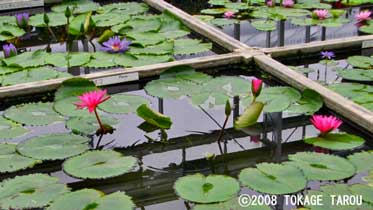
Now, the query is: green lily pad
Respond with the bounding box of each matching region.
[251,20,277,31]
[287,152,356,181]
[0,24,25,41]
[99,2,148,15]
[63,150,138,179]
[174,174,240,203]
[54,96,93,117]
[0,65,21,75]
[364,171,373,187]
[131,55,173,67]
[29,12,68,27]
[286,89,323,115]
[1,67,61,86]
[124,16,162,33]
[347,56,373,69]
[17,133,90,161]
[52,0,99,14]
[4,102,64,126]
[145,78,200,99]
[99,94,150,114]
[92,12,130,27]
[129,41,174,55]
[337,68,373,82]
[45,52,92,68]
[257,87,302,112]
[0,143,41,173]
[54,77,97,101]
[174,39,212,55]
[203,76,250,97]
[126,31,167,47]
[159,11,190,39]
[210,18,238,27]
[66,115,118,135]
[0,116,29,139]
[0,174,69,209]
[3,50,48,68]
[136,104,172,129]
[47,189,135,210]
[239,163,307,195]
[84,52,118,68]
[193,197,271,210]
[304,133,365,150]
[349,184,373,204]
[347,151,373,173]
[201,8,238,15]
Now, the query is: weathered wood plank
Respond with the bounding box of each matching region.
[143,0,250,52]
[253,54,373,131]
[263,35,373,58]
[0,52,245,99]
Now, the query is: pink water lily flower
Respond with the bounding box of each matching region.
[75,89,111,113]
[251,79,263,98]
[310,115,342,136]
[282,0,294,8]
[224,11,235,19]
[314,9,329,20]
[101,36,131,53]
[266,0,274,7]
[356,10,372,23]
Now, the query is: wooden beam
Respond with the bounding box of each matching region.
[253,54,373,131]
[143,0,250,52]
[0,52,245,99]
[263,35,373,58]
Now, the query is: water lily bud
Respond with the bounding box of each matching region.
[15,13,29,28]
[43,13,50,25]
[225,100,231,116]
[65,6,72,18]
[2,43,17,58]
[251,79,263,98]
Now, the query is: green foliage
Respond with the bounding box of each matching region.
[174,39,212,55]
[256,86,302,112]
[136,104,172,129]
[0,116,29,139]
[66,115,118,135]
[235,101,264,128]
[348,151,373,173]
[99,94,150,114]
[304,133,365,150]
[29,12,68,27]
[251,20,277,31]
[4,102,64,126]
[1,67,66,86]
[0,143,41,173]
[3,50,48,68]
[63,150,138,179]
[286,89,323,115]
[174,174,240,203]
[239,163,307,194]
[0,174,69,209]
[17,133,90,161]
[54,77,97,101]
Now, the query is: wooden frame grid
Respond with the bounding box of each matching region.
[0,0,372,131]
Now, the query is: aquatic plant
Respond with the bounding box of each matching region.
[321,51,335,60]
[313,9,329,20]
[101,36,131,53]
[266,0,274,7]
[320,51,335,83]
[356,10,371,23]
[310,114,342,136]
[251,79,263,101]
[223,11,235,19]
[282,0,294,8]
[15,13,29,28]
[2,43,17,58]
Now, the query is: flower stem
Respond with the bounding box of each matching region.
[94,109,105,149]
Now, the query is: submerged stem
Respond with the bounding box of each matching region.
[216,115,229,155]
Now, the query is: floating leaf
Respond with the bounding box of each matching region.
[3,50,47,68]
[251,20,277,31]
[99,2,149,15]
[0,116,29,139]
[257,87,301,112]
[99,94,150,114]
[210,18,238,27]
[54,96,92,117]
[145,78,200,99]
[0,65,21,75]
[1,67,61,86]
[0,143,41,173]
[136,104,172,129]
[304,133,365,150]
[0,24,25,41]
[54,77,97,101]
[174,174,240,203]
[159,11,190,39]
[66,115,118,135]
[203,76,250,97]
[347,56,373,69]
[126,31,167,47]
[286,89,323,115]
[201,8,238,15]
[239,163,307,195]
[92,12,130,27]
[347,151,373,173]
[124,16,162,33]
[45,52,92,68]
[129,41,174,55]
[84,52,118,68]
[131,55,173,66]
[29,12,68,27]
[337,69,373,82]
[4,102,64,126]
[52,0,99,14]
[0,174,69,209]
[63,150,138,179]
[287,152,356,181]
[349,184,373,204]
[17,133,90,161]
[174,39,212,55]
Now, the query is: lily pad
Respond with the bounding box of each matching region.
[257,87,302,112]
[3,50,47,68]
[0,116,29,139]
[4,102,64,126]
[17,133,90,161]
[251,20,277,31]
[193,197,271,210]
[0,24,25,41]
[0,65,21,75]
[45,52,92,68]
[136,104,172,129]
[84,52,118,68]
[66,115,118,135]
[54,96,92,117]
[145,78,200,99]
[126,31,167,47]
[337,69,373,82]
[129,41,174,55]
[52,0,99,14]
[286,89,323,115]
[99,2,148,15]
[349,184,373,204]
[63,150,138,179]
[304,133,365,150]
[347,56,373,69]
[99,94,150,114]
[0,143,41,173]
[210,18,238,27]
[0,174,69,209]
[1,67,61,86]
[347,151,373,173]
[54,77,97,101]
[159,11,190,39]
[29,12,68,27]
[92,12,130,27]
[174,174,240,203]
[174,39,212,55]
[287,152,356,181]
[239,163,307,195]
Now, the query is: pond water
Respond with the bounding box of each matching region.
[168,0,373,48]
